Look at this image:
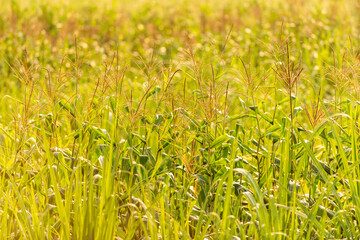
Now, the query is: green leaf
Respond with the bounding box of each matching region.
[91,126,111,143]
[210,135,229,149]
[228,114,256,121]
[249,106,273,124]
[59,99,75,117]
[109,96,117,113]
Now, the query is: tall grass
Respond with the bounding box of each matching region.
[1,0,360,239]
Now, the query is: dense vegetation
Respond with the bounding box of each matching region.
[2,0,360,239]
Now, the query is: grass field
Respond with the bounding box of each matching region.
[1,0,360,239]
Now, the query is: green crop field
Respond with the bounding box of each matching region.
[1,0,360,239]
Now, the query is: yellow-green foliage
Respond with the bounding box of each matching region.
[1,0,360,239]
